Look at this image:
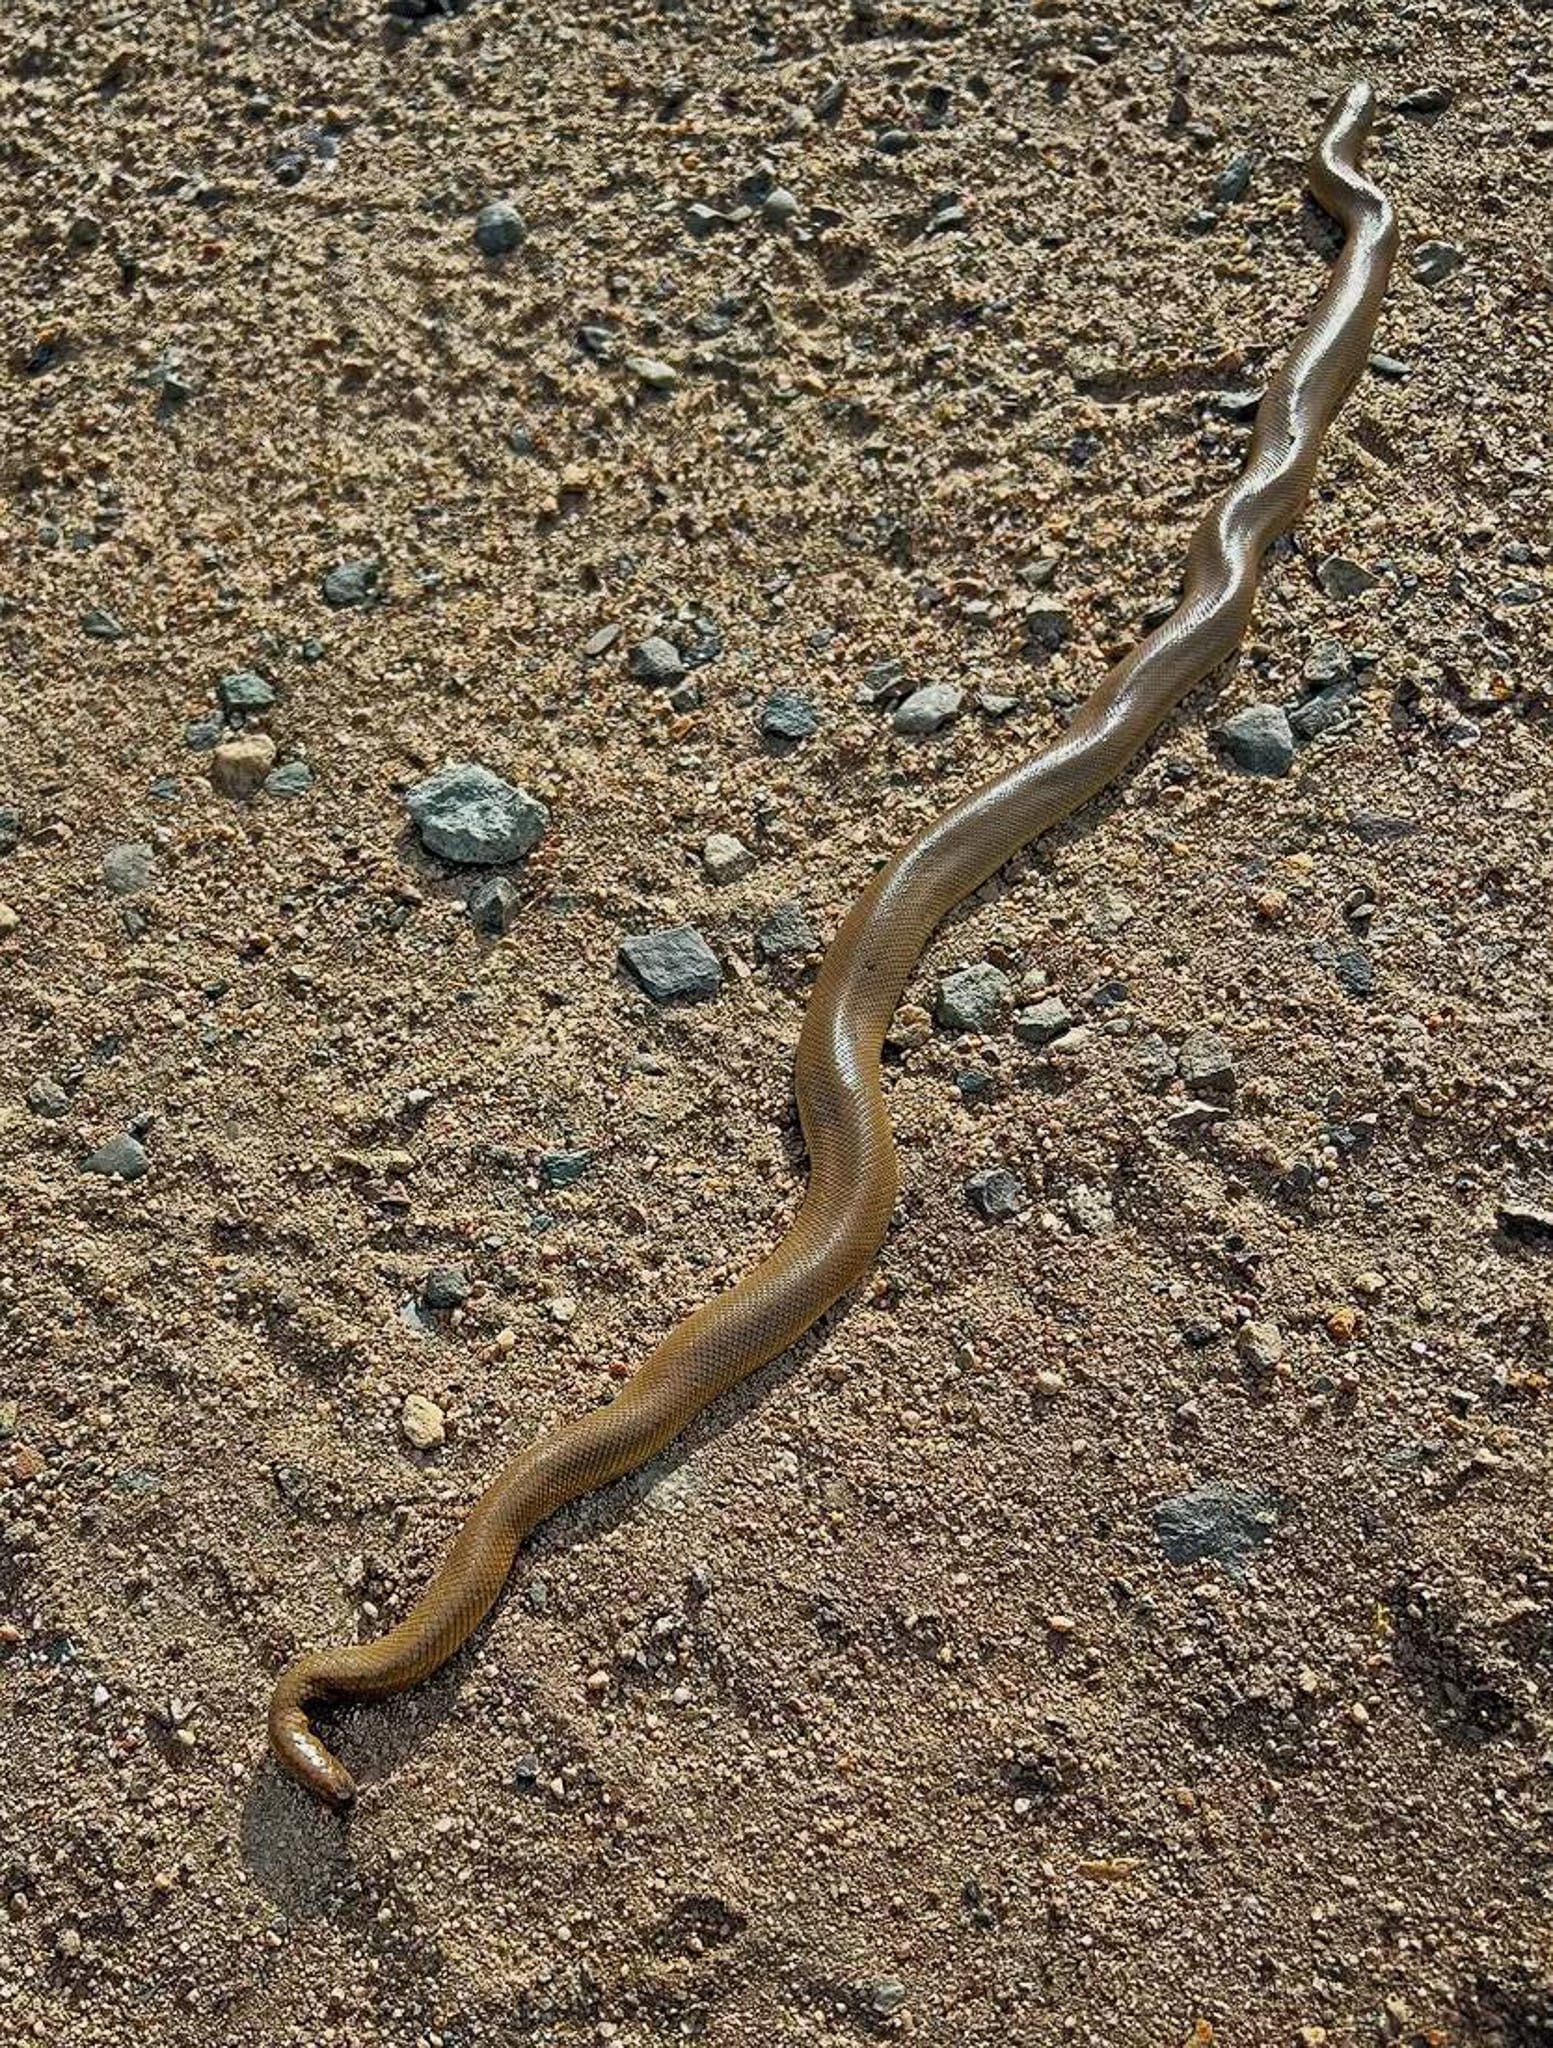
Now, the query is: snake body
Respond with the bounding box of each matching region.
[270,85,1396,1806]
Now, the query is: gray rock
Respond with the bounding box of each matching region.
[702,832,756,883]
[892,682,962,735]
[857,658,908,705]
[474,201,525,256]
[684,202,728,237]
[936,963,1013,1033]
[1316,554,1378,600]
[0,805,18,855]
[620,925,722,1002]
[82,606,126,640]
[1346,807,1419,843]
[1395,85,1452,115]
[865,1981,909,2019]
[1021,601,1069,654]
[1411,239,1463,285]
[1211,386,1264,422]
[468,876,523,935]
[1212,152,1254,205]
[1334,947,1374,997]
[322,559,380,608]
[1178,1027,1235,1092]
[1153,1481,1279,1571]
[421,1266,470,1311]
[629,636,685,686]
[762,187,799,226]
[759,691,818,741]
[755,900,817,961]
[102,842,155,896]
[185,714,223,752]
[626,354,678,391]
[1288,677,1359,743]
[965,1167,1027,1221]
[1131,1032,1177,1089]
[1013,995,1073,1046]
[875,128,916,156]
[541,1149,593,1190]
[82,1134,148,1181]
[264,761,314,798]
[27,1076,68,1118]
[217,670,274,714]
[406,764,549,865]
[1220,703,1294,777]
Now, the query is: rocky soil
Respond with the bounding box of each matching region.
[2,1,1551,2044]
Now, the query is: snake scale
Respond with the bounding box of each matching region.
[270,84,1397,1806]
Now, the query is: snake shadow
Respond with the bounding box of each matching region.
[240,1292,857,1910]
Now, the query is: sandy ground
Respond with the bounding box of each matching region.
[3,1,1551,2042]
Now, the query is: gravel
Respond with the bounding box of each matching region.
[619,925,722,1002]
[406,764,549,865]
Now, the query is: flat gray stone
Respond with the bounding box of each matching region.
[406,764,548,865]
[892,682,962,735]
[102,842,155,896]
[1153,1481,1279,1571]
[1178,1027,1235,1092]
[264,761,314,798]
[620,924,722,1002]
[468,875,523,934]
[218,670,275,714]
[703,832,756,883]
[1410,239,1463,285]
[82,1134,148,1180]
[755,900,816,961]
[936,963,1012,1033]
[629,636,685,686]
[322,559,380,608]
[1220,703,1294,777]
[1316,554,1378,600]
[1014,995,1073,1045]
[759,691,818,741]
[965,1166,1027,1221]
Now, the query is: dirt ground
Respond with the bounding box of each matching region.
[3,0,1551,2042]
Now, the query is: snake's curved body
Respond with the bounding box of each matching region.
[271,86,1396,1805]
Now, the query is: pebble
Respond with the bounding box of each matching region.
[1177,1027,1234,1092]
[264,761,314,798]
[421,1267,470,1312]
[211,732,277,798]
[541,1150,593,1190]
[629,636,685,686]
[619,924,722,1002]
[0,804,18,855]
[892,681,962,734]
[1153,1481,1279,1570]
[965,1167,1026,1221]
[626,355,678,391]
[762,187,799,225]
[1219,704,1294,777]
[102,841,155,896]
[702,832,756,883]
[474,202,526,256]
[1236,1320,1284,1371]
[755,899,817,961]
[82,606,125,639]
[321,559,380,608]
[1394,85,1452,115]
[406,764,549,864]
[865,1980,909,2019]
[1131,1033,1177,1089]
[1411,239,1463,285]
[217,670,274,714]
[759,690,819,741]
[401,1393,446,1449]
[185,713,223,752]
[1287,678,1358,743]
[1211,152,1254,205]
[468,875,523,934]
[27,1077,69,1118]
[81,1134,148,1180]
[1334,948,1374,997]
[936,963,1012,1032]
[1316,554,1378,600]
[1013,995,1073,1045]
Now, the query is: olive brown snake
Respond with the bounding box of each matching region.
[270,84,1397,1806]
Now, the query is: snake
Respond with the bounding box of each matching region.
[270,83,1397,1806]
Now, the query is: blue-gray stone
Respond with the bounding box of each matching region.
[407,764,549,865]
[1219,703,1294,777]
[82,607,125,639]
[82,1134,149,1181]
[893,682,962,734]
[1014,995,1073,1045]
[1316,554,1378,600]
[102,842,155,896]
[759,691,818,742]
[755,900,816,962]
[185,714,223,752]
[965,1166,1027,1221]
[620,925,722,1002]
[322,559,380,608]
[1211,152,1254,205]
[936,963,1012,1032]
[541,1149,593,1190]
[264,761,314,798]
[467,875,522,934]
[421,1266,470,1311]
[1410,239,1462,285]
[1153,1481,1279,1570]
[475,202,525,256]
[218,670,275,714]
[629,636,685,686]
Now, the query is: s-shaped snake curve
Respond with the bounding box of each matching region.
[271,84,1396,1806]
